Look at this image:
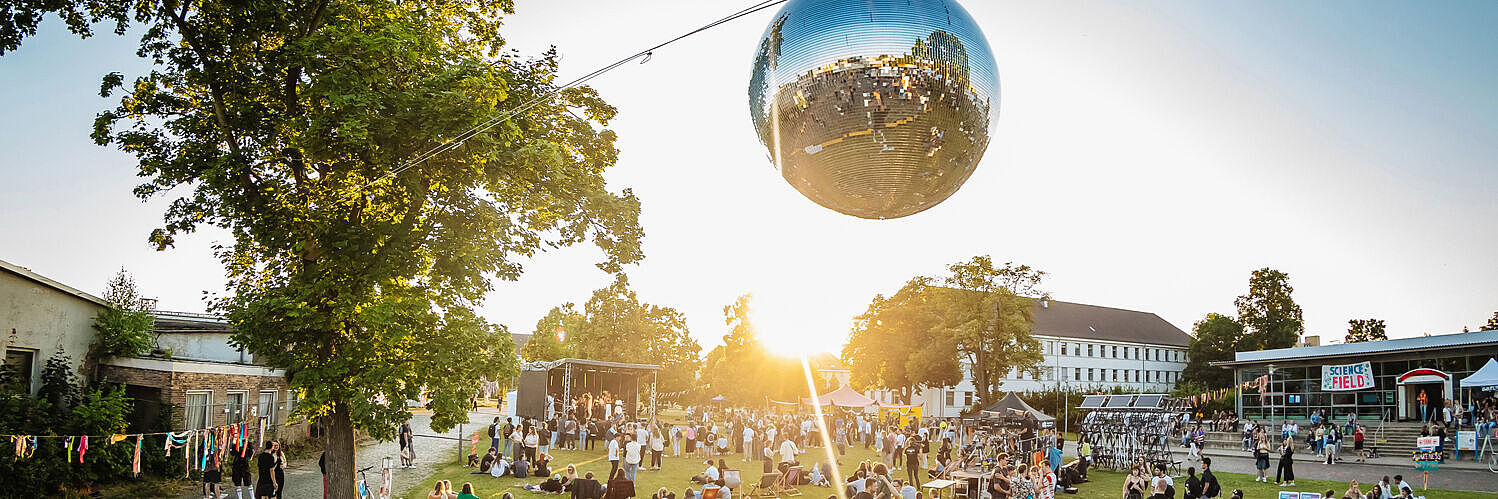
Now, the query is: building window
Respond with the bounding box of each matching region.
[185,391,213,430]
[945,391,955,406]
[963,392,973,407]
[1061,343,1068,356]
[1087,344,1094,357]
[3,349,36,393]
[225,391,248,425]
[1088,369,1095,381]
[1134,347,1140,359]
[286,390,298,415]
[1073,368,1080,381]
[259,391,278,425]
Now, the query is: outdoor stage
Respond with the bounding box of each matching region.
[516,358,661,421]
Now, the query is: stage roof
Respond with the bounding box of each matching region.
[521,358,660,372]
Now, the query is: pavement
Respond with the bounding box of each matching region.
[184,407,497,499]
[1058,440,1498,493]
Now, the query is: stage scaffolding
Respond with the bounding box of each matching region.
[1076,394,1190,475]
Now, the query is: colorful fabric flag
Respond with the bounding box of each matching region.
[132,435,143,476]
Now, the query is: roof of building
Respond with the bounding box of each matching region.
[1030,299,1192,347]
[1216,329,1498,367]
[0,258,110,308]
[520,358,660,372]
[511,332,532,351]
[152,310,232,334]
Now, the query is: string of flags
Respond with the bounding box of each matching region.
[1182,376,1272,407]
[4,418,295,478]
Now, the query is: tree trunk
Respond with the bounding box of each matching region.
[325,401,358,499]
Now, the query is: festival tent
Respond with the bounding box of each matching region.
[979,392,1056,422]
[1459,358,1498,388]
[709,395,728,403]
[802,385,877,408]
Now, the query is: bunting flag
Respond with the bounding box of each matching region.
[109,433,128,445]
[11,435,36,458]
[131,435,143,477]
[77,435,88,463]
[65,436,74,463]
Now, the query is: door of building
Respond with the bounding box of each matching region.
[1396,369,1452,422]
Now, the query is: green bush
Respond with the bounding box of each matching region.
[91,306,155,358]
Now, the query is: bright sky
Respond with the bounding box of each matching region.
[2,0,1496,356]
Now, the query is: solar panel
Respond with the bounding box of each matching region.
[1133,395,1164,408]
[1078,395,1106,409]
[1104,395,1134,408]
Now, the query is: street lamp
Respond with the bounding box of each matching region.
[1267,364,1277,442]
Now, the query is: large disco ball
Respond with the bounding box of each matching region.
[748,0,999,219]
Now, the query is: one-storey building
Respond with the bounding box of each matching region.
[1214,329,1498,422]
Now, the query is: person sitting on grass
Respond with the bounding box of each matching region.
[702,479,731,499]
[475,447,499,475]
[512,453,531,479]
[570,472,603,499]
[535,452,553,477]
[691,460,720,484]
[456,482,481,499]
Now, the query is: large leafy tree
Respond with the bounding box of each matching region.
[90,269,156,362]
[1180,313,1243,389]
[1234,268,1304,351]
[842,277,962,404]
[1482,311,1498,332]
[934,256,1045,407]
[565,276,702,395]
[699,295,804,403]
[1,1,643,496]
[1344,318,1388,343]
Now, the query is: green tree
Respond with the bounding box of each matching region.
[934,256,1046,407]
[90,269,156,360]
[564,276,702,396]
[520,304,583,362]
[1344,318,1388,343]
[842,277,962,404]
[2,2,643,495]
[1181,313,1243,389]
[1234,268,1304,351]
[1482,311,1498,332]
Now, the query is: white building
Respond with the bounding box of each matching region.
[870,299,1192,417]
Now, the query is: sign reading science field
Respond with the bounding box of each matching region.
[1322,361,1375,391]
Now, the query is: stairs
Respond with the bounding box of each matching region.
[1193,421,1445,458]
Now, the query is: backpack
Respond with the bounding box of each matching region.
[489,424,498,439]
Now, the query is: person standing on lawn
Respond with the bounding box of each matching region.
[650,426,666,471]
[624,434,643,480]
[608,433,623,480]
[1200,457,1220,498]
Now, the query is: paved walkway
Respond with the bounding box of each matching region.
[185,408,496,499]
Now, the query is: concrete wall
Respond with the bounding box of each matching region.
[0,267,105,393]
[156,331,250,364]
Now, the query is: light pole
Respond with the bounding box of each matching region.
[1267,364,1277,443]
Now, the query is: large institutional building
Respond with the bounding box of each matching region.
[870,299,1193,418]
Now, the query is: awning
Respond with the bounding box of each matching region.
[802,385,876,407]
[1460,358,1498,388]
[979,392,1055,422]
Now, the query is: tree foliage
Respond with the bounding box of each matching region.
[1180,313,1243,389]
[842,256,1044,408]
[519,304,584,362]
[699,295,805,403]
[2,1,643,495]
[1482,311,1498,332]
[1344,318,1388,343]
[1234,268,1304,351]
[934,256,1045,407]
[561,276,702,395]
[90,269,156,359]
[842,278,961,404]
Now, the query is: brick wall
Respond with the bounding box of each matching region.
[99,364,311,444]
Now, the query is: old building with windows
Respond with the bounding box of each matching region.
[870,299,1192,417]
[0,257,308,442]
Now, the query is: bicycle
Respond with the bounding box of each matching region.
[356,465,376,499]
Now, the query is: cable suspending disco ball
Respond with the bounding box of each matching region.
[748,0,1000,219]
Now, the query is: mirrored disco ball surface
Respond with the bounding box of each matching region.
[748,0,999,219]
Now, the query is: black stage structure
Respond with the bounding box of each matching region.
[1076,394,1189,475]
[516,358,660,421]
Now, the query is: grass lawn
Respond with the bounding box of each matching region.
[399,438,1490,499]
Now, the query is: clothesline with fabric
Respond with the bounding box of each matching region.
[3,417,307,477]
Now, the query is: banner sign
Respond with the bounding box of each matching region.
[1321,362,1375,391]
[1417,436,1439,450]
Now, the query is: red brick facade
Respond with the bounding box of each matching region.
[99,362,312,444]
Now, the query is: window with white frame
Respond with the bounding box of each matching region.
[225,391,248,425]
[185,391,213,430]
[1061,343,1068,356]
[963,392,973,407]
[945,391,955,406]
[259,391,277,425]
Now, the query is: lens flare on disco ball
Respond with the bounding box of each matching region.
[748,0,999,219]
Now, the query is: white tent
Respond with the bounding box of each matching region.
[1459,358,1498,388]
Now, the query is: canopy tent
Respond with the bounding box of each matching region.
[802,385,877,408]
[980,393,1056,422]
[1459,358,1498,388]
[709,395,727,403]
